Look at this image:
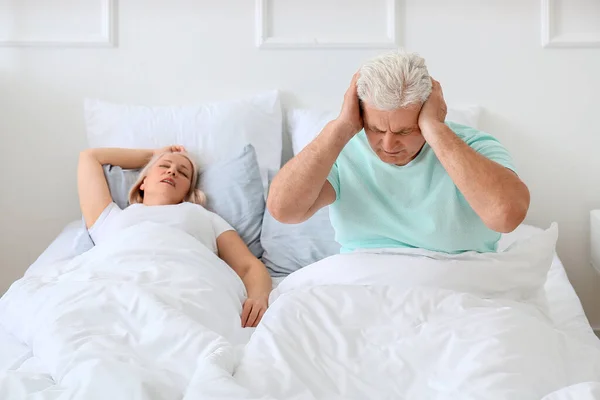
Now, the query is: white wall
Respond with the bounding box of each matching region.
[1,0,600,326]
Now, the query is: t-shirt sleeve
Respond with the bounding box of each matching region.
[326,161,340,200]
[211,213,235,238]
[453,123,516,174]
[88,202,123,245]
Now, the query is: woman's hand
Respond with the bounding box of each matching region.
[79,147,167,229]
[241,295,269,328]
[154,145,186,156]
[216,231,273,328]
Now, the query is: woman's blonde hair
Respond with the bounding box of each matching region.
[128,151,207,206]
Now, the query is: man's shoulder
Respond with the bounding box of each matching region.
[339,130,371,159]
[446,120,515,171]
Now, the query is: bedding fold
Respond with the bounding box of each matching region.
[188,224,600,399]
[2,223,599,399]
[0,222,250,400]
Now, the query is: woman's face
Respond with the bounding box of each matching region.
[140,153,193,204]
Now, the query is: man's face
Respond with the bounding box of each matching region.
[362,103,426,166]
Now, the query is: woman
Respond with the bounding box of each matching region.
[78,145,271,327]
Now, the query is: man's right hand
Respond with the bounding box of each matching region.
[268,74,360,224]
[335,72,364,137]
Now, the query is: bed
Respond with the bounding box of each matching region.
[1,223,599,399]
[1,93,599,399]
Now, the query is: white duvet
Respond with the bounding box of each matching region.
[1,222,600,399]
[0,222,251,399]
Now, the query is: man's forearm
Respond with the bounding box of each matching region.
[268,120,354,222]
[422,122,530,233]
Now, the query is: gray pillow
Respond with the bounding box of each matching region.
[99,144,265,257]
[199,145,265,258]
[103,164,138,210]
[261,190,340,277]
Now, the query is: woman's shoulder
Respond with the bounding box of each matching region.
[180,201,208,211]
[180,202,234,233]
[179,202,219,218]
[88,202,124,243]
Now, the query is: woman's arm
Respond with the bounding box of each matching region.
[216,230,272,327]
[78,146,184,229]
[78,148,156,229]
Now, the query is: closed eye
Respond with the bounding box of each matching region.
[393,128,417,136]
[369,127,386,134]
[179,170,189,178]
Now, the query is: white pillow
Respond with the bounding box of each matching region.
[445,105,481,128]
[286,105,481,155]
[286,108,338,156]
[84,91,283,188]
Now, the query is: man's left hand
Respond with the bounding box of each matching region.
[418,78,448,137]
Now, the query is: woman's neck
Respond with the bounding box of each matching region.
[142,196,178,206]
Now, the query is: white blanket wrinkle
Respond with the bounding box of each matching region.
[0,222,251,400]
[194,224,600,399]
[2,222,600,399]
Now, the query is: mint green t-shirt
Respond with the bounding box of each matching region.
[326,121,516,254]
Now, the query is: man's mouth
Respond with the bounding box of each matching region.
[161,178,176,187]
[383,149,404,155]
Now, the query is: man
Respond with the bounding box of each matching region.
[268,50,530,254]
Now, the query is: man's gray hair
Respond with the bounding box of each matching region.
[357,50,432,111]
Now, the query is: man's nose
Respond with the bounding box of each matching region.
[382,132,399,152]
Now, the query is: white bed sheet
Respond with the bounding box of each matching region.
[270,255,590,334]
[268,224,594,343]
[500,225,595,343]
[194,223,600,399]
[0,222,253,398]
[0,223,596,397]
